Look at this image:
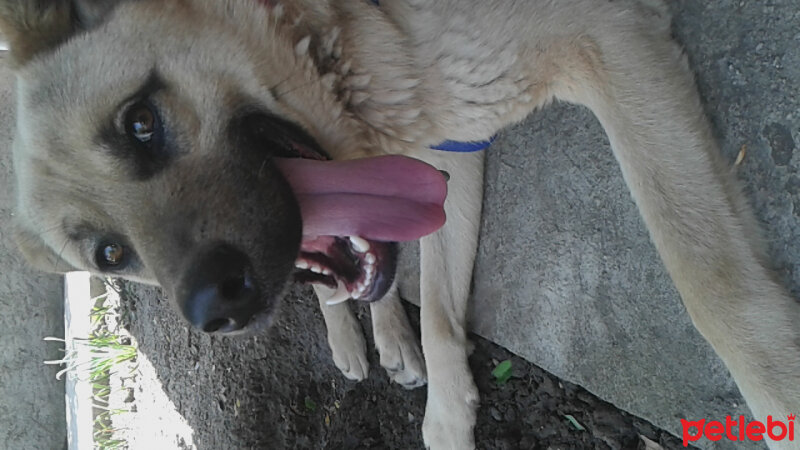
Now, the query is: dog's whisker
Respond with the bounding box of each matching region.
[269,73,295,98]
[54,237,71,273]
[257,159,267,179]
[17,223,62,245]
[271,78,319,100]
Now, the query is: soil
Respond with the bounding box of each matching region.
[117,281,693,450]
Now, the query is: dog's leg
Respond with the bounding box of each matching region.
[551,12,800,448]
[412,150,484,450]
[370,282,428,389]
[313,284,369,381]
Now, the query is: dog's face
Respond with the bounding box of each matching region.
[5,0,445,334]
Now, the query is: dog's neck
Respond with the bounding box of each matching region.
[260,0,450,153]
[235,0,502,155]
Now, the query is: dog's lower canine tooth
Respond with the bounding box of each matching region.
[349,236,370,253]
[325,296,349,305]
[325,282,351,306]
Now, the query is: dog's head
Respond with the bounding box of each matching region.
[3,0,446,334]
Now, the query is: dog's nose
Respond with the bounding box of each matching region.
[178,244,261,334]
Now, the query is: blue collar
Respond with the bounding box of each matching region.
[368,0,494,152]
[430,136,496,152]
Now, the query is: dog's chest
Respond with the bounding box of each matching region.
[335,0,535,143]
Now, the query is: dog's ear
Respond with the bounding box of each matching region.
[0,1,75,66]
[11,220,77,274]
[0,0,126,66]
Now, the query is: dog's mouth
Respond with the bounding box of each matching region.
[263,118,446,303]
[294,236,397,304]
[279,136,398,304]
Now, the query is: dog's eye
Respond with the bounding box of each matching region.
[96,243,125,269]
[124,102,158,144]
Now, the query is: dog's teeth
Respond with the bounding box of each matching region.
[365,265,375,277]
[356,283,365,293]
[310,265,323,273]
[349,236,370,253]
[326,296,349,306]
[365,253,376,264]
[295,260,309,270]
[322,268,332,276]
[325,282,351,306]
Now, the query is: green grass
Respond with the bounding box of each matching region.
[45,285,137,450]
[88,333,136,450]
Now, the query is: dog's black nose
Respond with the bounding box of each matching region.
[178,244,261,334]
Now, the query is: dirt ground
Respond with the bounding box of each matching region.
[118,279,692,450]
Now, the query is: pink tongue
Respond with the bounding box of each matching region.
[275,156,447,241]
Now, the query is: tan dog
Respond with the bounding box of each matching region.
[2,0,799,448]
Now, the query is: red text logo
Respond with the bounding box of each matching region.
[681,415,795,446]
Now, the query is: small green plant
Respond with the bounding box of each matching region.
[491,359,513,385]
[43,334,135,381]
[86,334,137,379]
[564,414,586,431]
[93,408,128,449]
[304,396,317,412]
[45,286,137,450]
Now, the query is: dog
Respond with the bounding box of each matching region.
[3,0,800,448]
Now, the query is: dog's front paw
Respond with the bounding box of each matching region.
[375,325,427,389]
[422,378,479,450]
[371,291,427,389]
[326,313,369,381]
